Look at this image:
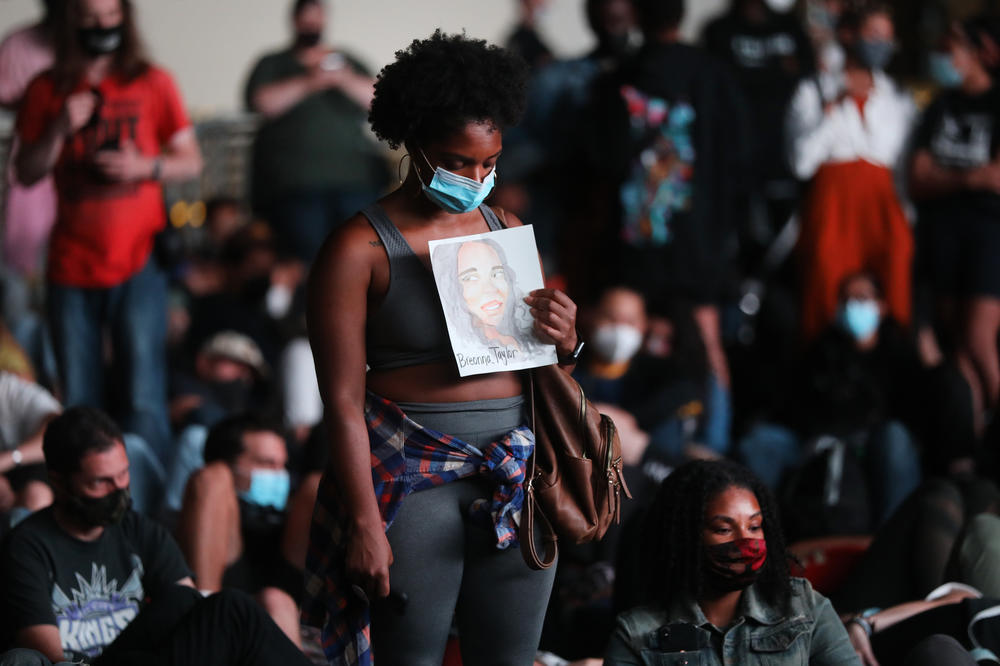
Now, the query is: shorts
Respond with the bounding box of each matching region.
[920,215,1000,299]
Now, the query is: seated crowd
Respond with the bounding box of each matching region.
[3,0,1000,663]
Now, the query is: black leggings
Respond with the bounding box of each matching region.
[370,397,557,666]
[93,585,310,666]
[832,478,999,612]
[903,634,977,666]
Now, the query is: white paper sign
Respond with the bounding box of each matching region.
[428,225,558,377]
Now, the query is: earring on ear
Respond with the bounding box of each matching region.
[398,154,410,184]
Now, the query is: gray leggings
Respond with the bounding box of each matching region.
[370,396,556,666]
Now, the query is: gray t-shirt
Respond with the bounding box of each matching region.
[0,371,61,451]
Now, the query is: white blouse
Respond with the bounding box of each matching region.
[786,70,916,181]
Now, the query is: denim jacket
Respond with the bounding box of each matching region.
[605,578,861,665]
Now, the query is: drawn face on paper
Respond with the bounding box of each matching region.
[457,241,509,328]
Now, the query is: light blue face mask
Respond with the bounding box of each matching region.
[854,39,896,71]
[928,52,964,88]
[416,149,496,214]
[838,299,881,341]
[238,468,290,511]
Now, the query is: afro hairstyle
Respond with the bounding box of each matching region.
[369,30,528,150]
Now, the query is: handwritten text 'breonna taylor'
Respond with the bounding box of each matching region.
[456,346,518,370]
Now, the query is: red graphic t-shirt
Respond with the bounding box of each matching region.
[17,66,190,287]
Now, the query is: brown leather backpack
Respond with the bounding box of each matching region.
[520,364,631,570]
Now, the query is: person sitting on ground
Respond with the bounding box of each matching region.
[831,476,1000,613]
[820,479,1000,664]
[0,370,59,524]
[573,287,655,469]
[607,459,859,664]
[175,414,306,648]
[741,272,925,533]
[162,330,276,517]
[182,223,289,367]
[576,288,729,470]
[0,406,311,666]
[170,330,271,431]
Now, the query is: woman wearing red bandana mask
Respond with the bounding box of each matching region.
[606,459,860,664]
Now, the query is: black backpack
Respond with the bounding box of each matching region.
[781,436,871,541]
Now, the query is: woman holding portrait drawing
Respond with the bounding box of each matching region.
[302,32,581,665]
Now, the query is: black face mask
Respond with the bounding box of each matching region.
[294,31,322,49]
[64,487,132,527]
[240,274,271,305]
[597,31,635,61]
[210,378,253,414]
[78,24,124,56]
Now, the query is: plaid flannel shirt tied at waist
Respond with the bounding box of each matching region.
[302,390,533,666]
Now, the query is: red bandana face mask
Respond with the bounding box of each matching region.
[703,537,767,592]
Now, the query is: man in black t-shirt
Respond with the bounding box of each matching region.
[0,407,311,666]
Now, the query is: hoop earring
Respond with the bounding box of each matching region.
[398,154,410,184]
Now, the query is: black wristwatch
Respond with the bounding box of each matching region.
[558,335,585,365]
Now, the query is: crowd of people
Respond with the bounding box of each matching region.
[2,0,1000,663]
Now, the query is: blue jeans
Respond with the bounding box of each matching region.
[738,422,802,490]
[1,269,57,385]
[47,258,171,464]
[646,374,732,463]
[163,424,208,514]
[739,419,920,526]
[865,419,921,526]
[268,187,380,264]
[0,648,75,665]
[122,433,166,515]
[701,373,732,455]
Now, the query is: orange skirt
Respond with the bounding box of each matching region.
[798,160,913,339]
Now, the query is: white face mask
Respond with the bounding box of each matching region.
[592,323,643,363]
[764,0,796,13]
[265,284,294,319]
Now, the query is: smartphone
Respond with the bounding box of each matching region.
[321,52,346,71]
[84,88,104,130]
[350,584,408,615]
[655,622,708,652]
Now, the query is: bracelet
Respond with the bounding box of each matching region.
[847,616,873,638]
[151,157,163,181]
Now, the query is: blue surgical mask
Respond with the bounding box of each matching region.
[838,299,881,341]
[238,468,290,511]
[854,39,896,71]
[808,5,837,32]
[928,52,963,88]
[416,149,496,214]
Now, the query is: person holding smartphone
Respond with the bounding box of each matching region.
[14,0,202,463]
[244,0,386,264]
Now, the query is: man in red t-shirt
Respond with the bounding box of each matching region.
[15,0,202,463]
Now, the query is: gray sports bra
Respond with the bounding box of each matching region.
[363,203,505,371]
